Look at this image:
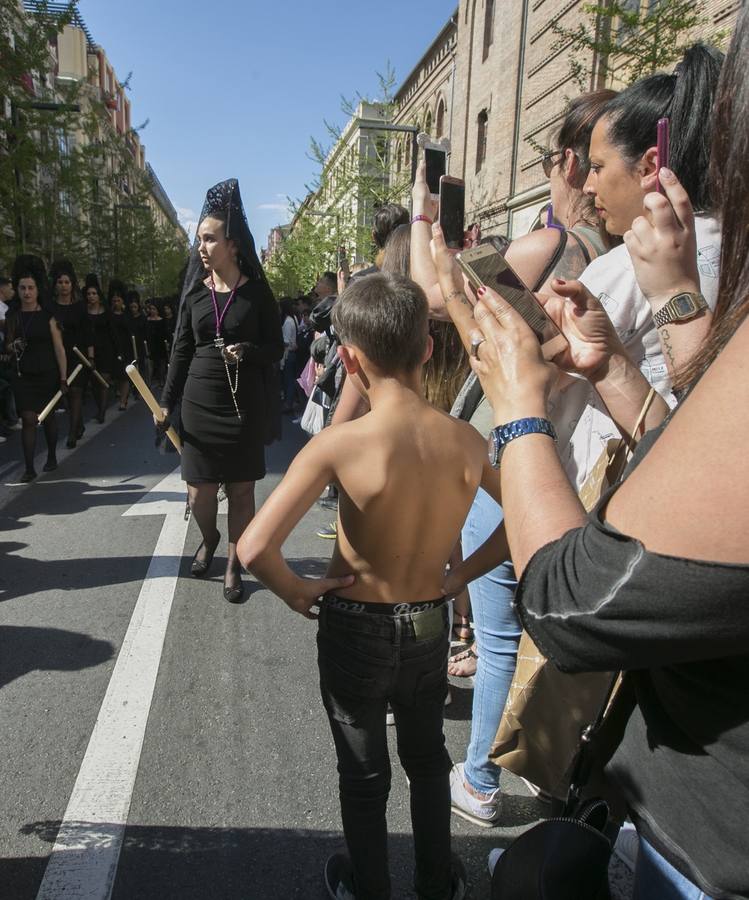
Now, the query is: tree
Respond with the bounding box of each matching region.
[553,0,717,92]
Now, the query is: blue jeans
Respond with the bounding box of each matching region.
[634,838,714,900]
[461,488,521,794]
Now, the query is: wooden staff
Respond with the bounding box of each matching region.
[126,363,181,453]
[73,345,109,388]
[38,364,83,424]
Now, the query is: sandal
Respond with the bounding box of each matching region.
[447,645,478,678]
[452,614,474,644]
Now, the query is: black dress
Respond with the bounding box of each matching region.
[110,311,131,379]
[52,300,91,378]
[128,314,148,370]
[145,317,168,364]
[7,308,60,413]
[161,278,283,483]
[88,309,118,375]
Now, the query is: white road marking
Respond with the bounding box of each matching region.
[36,468,189,900]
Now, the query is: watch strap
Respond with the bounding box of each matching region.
[489,417,558,468]
[652,292,707,328]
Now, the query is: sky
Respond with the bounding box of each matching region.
[75,0,458,250]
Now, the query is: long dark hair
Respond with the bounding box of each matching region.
[604,43,724,211]
[553,89,618,188]
[677,7,749,389]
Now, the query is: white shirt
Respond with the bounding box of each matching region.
[551,214,721,489]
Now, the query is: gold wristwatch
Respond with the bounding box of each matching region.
[652,291,708,329]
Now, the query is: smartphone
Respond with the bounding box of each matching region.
[337,245,350,278]
[417,132,451,196]
[656,117,670,195]
[439,176,465,250]
[456,243,568,361]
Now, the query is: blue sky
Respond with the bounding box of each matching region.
[76,0,457,250]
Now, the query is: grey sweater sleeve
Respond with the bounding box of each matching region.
[515,516,749,674]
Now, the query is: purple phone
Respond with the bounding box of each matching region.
[656,117,670,194]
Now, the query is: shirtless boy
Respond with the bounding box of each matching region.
[237,273,507,900]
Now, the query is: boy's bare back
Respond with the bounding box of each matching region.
[325,392,487,603]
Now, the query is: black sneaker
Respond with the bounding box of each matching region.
[318,497,338,511]
[324,853,356,900]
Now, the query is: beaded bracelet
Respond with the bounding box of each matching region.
[411,215,433,226]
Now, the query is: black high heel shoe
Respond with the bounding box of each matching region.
[190,531,220,577]
[223,570,244,603]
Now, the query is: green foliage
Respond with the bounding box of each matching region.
[553,0,715,91]
[0,0,188,295]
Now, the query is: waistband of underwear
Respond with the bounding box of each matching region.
[322,594,447,616]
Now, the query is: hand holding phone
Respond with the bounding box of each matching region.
[656,117,670,195]
[456,244,568,361]
[438,176,465,250]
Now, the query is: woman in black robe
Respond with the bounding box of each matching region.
[160,179,283,602]
[108,280,131,410]
[85,274,117,423]
[50,259,92,448]
[5,262,68,481]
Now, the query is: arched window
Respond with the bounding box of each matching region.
[476,109,488,173]
[483,0,495,60]
[436,98,445,139]
[425,110,433,135]
[396,140,403,174]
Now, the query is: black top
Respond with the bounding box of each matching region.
[6,308,57,375]
[161,277,283,411]
[145,318,168,360]
[51,300,92,364]
[110,311,132,360]
[516,422,749,899]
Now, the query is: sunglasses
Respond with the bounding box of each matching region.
[541,150,564,178]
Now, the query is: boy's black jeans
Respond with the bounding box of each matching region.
[317,597,454,900]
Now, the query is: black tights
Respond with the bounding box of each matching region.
[187,481,256,587]
[67,385,83,441]
[21,410,57,472]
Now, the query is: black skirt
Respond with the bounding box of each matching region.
[13,369,60,414]
[180,366,267,483]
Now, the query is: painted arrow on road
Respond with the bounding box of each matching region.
[36,467,190,900]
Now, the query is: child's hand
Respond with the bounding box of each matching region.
[287,574,356,620]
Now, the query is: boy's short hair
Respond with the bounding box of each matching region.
[332,272,429,375]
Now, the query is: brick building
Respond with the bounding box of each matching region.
[393,0,739,240]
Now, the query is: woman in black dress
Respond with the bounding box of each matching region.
[85,275,117,423]
[160,179,284,602]
[126,291,148,374]
[108,280,131,410]
[144,301,168,388]
[50,260,92,448]
[5,265,68,482]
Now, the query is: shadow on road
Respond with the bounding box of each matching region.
[0,625,114,689]
[10,820,519,900]
[0,551,188,604]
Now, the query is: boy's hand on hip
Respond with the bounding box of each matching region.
[287,574,356,620]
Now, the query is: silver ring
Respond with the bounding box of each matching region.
[470,337,485,359]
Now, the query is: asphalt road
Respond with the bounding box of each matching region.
[0,399,632,899]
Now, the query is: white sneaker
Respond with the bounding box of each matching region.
[519,776,553,804]
[487,847,504,876]
[613,823,639,871]
[449,762,501,827]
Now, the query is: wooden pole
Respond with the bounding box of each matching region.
[38,363,83,423]
[125,363,181,454]
[73,345,108,388]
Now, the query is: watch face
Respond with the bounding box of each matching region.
[674,294,696,316]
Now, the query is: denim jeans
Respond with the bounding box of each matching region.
[317,597,454,900]
[634,838,714,900]
[461,488,521,794]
